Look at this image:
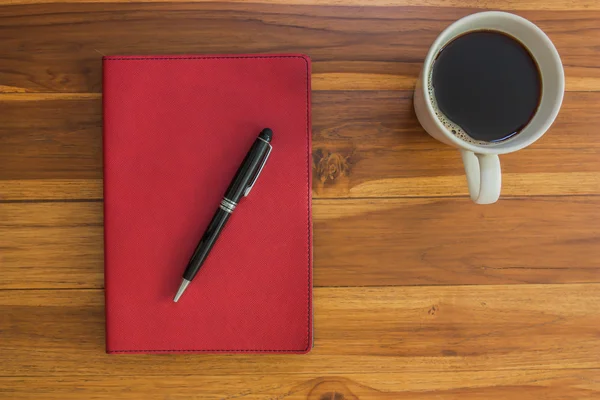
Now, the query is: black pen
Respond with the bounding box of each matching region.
[173,128,273,302]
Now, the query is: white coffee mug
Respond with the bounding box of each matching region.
[414,11,564,204]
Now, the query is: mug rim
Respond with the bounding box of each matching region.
[420,11,565,155]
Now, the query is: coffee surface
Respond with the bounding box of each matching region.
[431,30,542,143]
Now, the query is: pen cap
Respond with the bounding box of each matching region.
[259,128,273,143]
[224,128,273,202]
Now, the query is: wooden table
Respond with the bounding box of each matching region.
[1,1,599,399]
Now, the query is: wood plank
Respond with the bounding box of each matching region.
[0,179,104,201]
[0,4,598,92]
[3,197,599,289]
[4,0,600,12]
[1,201,103,289]
[2,92,600,200]
[2,370,599,399]
[0,96,102,181]
[1,285,599,376]
[314,197,600,286]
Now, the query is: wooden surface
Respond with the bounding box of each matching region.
[1,0,599,399]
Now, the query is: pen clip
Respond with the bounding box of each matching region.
[244,142,272,197]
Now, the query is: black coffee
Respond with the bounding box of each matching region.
[431,30,542,143]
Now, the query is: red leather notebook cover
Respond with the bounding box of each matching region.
[103,54,312,354]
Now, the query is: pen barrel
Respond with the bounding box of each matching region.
[183,207,231,281]
[181,129,272,284]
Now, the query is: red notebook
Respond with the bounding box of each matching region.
[103,54,312,354]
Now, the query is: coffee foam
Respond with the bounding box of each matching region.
[427,70,490,146]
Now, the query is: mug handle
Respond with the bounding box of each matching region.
[460,150,501,204]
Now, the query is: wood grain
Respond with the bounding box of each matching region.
[1,201,103,289]
[2,285,599,377]
[0,179,104,201]
[2,92,600,200]
[0,4,598,93]
[314,197,600,286]
[2,198,600,289]
[2,370,599,399]
[4,0,600,12]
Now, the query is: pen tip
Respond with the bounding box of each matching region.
[173,278,191,303]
